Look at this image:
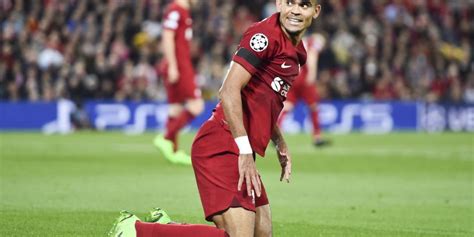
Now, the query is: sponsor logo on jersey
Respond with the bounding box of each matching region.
[271,77,291,98]
[250,33,268,52]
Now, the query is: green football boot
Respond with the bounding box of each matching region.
[108,210,140,237]
[153,134,176,164]
[144,207,173,224]
[173,150,192,166]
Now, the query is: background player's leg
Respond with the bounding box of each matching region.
[254,204,272,237]
[302,85,331,147]
[212,207,255,237]
[165,98,204,152]
[309,103,330,147]
[310,103,321,140]
[185,98,204,117]
[165,104,184,151]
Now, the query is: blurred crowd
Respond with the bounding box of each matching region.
[1,0,473,104]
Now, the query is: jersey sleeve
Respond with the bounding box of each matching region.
[232,27,278,75]
[162,8,181,31]
[305,37,316,52]
[305,34,325,53]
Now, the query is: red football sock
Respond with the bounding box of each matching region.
[277,110,288,127]
[135,221,229,237]
[165,110,195,151]
[164,117,178,151]
[310,109,321,140]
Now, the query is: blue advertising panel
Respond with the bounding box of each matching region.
[0,101,57,130]
[83,101,215,134]
[1,100,473,133]
[282,101,419,133]
[418,102,474,132]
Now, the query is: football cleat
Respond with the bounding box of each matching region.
[108,210,140,237]
[173,150,192,166]
[153,135,177,164]
[145,207,173,224]
[314,138,332,148]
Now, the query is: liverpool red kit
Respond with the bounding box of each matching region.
[161,2,200,103]
[191,13,307,221]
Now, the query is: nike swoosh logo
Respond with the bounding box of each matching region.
[281,62,292,69]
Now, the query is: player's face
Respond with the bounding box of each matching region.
[277,0,321,39]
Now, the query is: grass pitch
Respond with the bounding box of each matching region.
[0,132,472,236]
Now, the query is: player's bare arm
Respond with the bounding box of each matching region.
[219,61,262,197]
[162,29,179,83]
[306,40,318,85]
[306,33,325,84]
[271,124,292,183]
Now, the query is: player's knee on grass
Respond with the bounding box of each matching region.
[186,98,204,116]
[212,215,226,230]
[219,207,256,237]
[255,224,272,237]
[255,205,272,237]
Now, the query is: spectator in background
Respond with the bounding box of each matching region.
[0,0,472,104]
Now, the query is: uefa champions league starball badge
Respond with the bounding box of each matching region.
[250,33,268,52]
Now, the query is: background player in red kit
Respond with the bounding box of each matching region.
[154,0,204,165]
[278,32,331,147]
[109,1,321,236]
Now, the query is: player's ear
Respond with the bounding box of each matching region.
[276,0,282,12]
[313,4,321,19]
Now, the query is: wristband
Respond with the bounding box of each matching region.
[234,136,253,154]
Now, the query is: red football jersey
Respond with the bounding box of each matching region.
[162,2,194,77]
[214,13,307,157]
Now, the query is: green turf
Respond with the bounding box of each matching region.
[0,132,472,236]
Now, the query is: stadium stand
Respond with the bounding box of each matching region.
[1,0,473,104]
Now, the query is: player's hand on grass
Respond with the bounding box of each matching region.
[238,153,262,197]
[168,66,179,84]
[276,142,292,183]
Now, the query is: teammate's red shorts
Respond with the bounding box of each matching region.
[159,61,201,103]
[286,79,319,105]
[164,78,201,103]
[191,114,269,222]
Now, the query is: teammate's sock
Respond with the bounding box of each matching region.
[135,221,229,237]
[174,110,195,132]
[277,111,288,127]
[164,117,178,151]
[165,110,195,151]
[310,109,321,140]
[311,109,332,147]
[165,116,177,139]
